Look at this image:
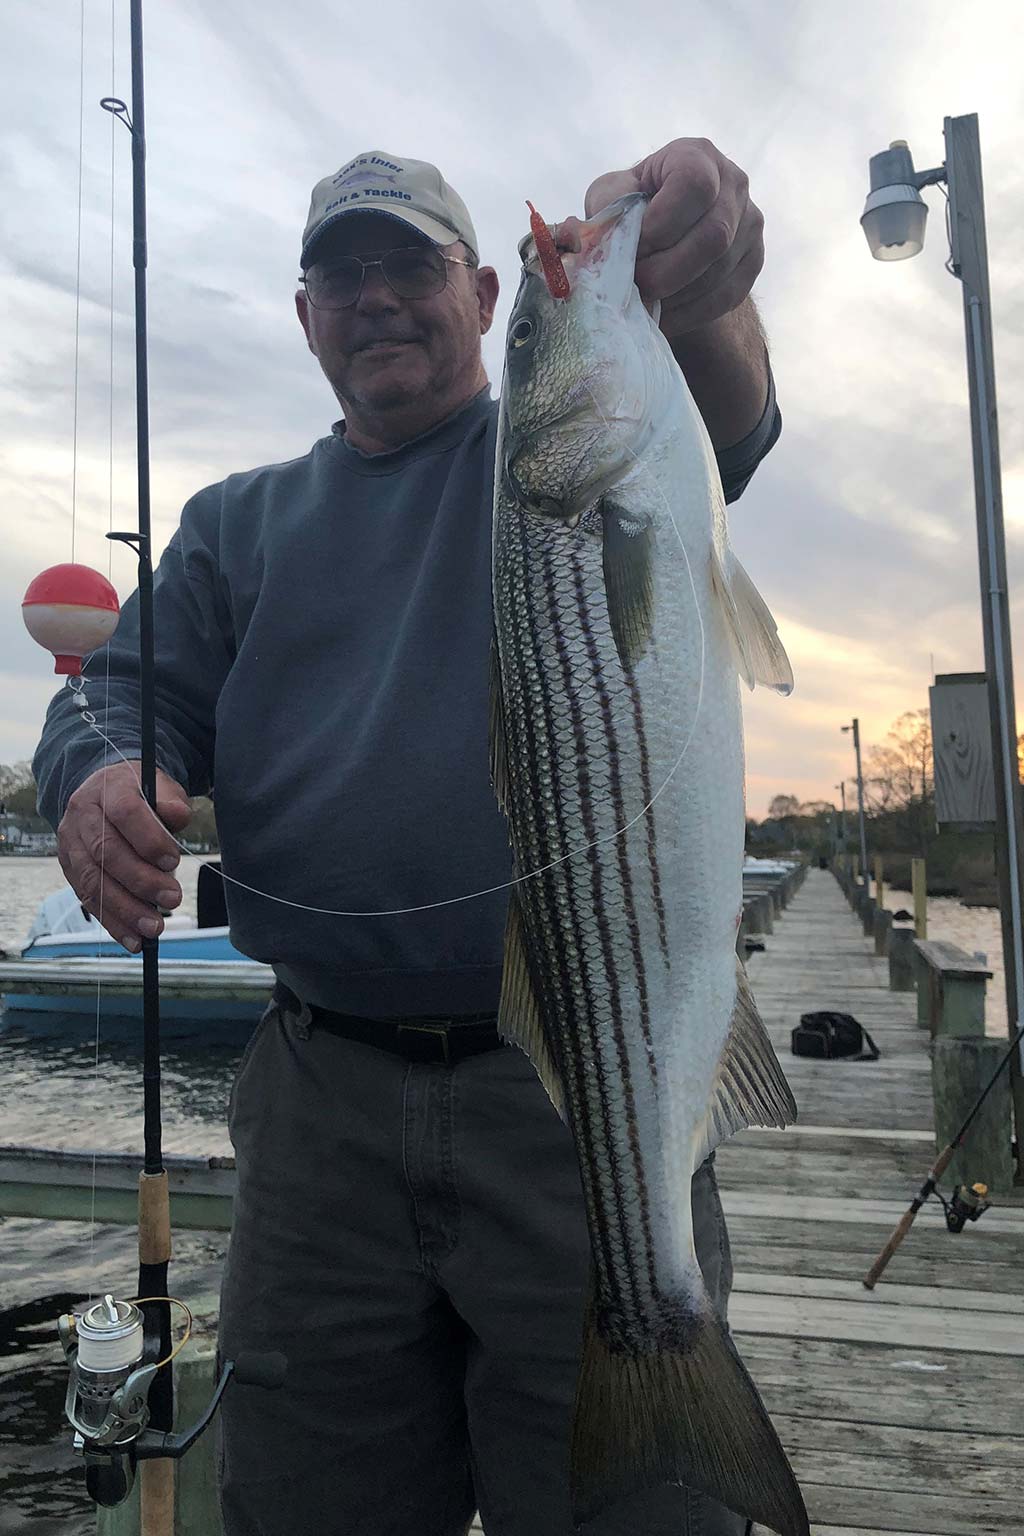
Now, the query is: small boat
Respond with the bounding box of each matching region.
[1,864,271,1027]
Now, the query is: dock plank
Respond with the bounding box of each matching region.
[725,869,1024,1532]
[733,1269,1024,1316]
[736,1333,1021,1436]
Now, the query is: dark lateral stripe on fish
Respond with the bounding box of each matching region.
[623,665,671,968]
[569,549,658,1080]
[553,546,653,1327]
[506,516,620,1308]
[540,538,646,1329]
[570,549,662,1308]
[508,517,620,1309]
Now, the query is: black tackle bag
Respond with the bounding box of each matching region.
[791,1011,880,1061]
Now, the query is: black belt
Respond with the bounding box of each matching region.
[307,1005,506,1065]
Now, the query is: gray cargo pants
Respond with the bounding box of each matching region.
[218,989,745,1536]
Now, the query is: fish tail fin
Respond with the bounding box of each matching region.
[570,1282,808,1536]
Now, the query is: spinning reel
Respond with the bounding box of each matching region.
[59,1293,285,1507]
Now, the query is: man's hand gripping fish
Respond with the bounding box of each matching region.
[489,194,807,1536]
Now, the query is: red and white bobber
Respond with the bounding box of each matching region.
[22,564,120,676]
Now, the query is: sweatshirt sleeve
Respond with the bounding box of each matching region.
[715,355,782,505]
[33,488,236,831]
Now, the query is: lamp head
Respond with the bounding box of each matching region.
[861,140,928,261]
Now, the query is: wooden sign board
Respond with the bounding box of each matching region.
[930,672,996,827]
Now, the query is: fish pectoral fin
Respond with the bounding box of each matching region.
[489,633,511,816]
[571,1277,809,1536]
[601,498,656,669]
[695,956,798,1165]
[710,544,794,695]
[497,893,566,1121]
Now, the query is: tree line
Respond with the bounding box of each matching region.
[750,709,1024,903]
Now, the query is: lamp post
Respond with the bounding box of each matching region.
[841,721,870,894]
[861,114,1024,1168]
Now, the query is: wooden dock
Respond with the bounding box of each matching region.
[716,866,1024,1536]
[19,863,1023,1535]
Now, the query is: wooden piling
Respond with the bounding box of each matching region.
[932,1037,1014,1193]
[873,907,893,956]
[874,854,885,914]
[861,896,877,938]
[888,926,916,990]
[912,857,928,939]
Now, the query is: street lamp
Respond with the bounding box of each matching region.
[860,139,942,260]
[841,721,870,895]
[861,113,1024,1153]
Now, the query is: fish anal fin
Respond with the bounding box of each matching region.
[489,633,511,816]
[710,544,794,696]
[695,956,798,1166]
[601,499,655,670]
[571,1279,809,1535]
[498,894,565,1121]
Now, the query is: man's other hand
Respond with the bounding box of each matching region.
[57,762,192,950]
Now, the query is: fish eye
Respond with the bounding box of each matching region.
[510,317,535,348]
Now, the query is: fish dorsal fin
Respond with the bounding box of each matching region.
[489,633,511,816]
[498,893,566,1122]
[710,544,794,695]
[694,957,797,1167]
[601,499,656,670]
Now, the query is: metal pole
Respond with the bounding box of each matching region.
[852,719,870,894]
[945,114,1024,1156]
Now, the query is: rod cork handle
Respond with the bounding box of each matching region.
[138,1170,171,1266]
[140,1459,175,1536]
[863,1143,958,1289]
[863,1205,918,1289]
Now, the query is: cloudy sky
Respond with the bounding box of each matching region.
[2,0,1022,819]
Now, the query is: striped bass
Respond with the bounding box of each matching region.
[490,194,807,1536]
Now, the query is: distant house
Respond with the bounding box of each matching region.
[0,814,57,854]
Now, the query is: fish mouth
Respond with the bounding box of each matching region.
[518,193,647,293]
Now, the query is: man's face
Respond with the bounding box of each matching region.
[295,213,497,422]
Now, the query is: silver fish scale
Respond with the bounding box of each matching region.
[493,481,711,1351]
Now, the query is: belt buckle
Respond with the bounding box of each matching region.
[396,1022,451,1063]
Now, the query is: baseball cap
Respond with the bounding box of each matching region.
[301,151,479,269]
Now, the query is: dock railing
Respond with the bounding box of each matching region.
[831,861,1015,1195]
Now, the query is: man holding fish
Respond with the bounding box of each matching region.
[35,138,802,1534]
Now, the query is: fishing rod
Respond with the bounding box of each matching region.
[22,2,283,1526]
[863,1017,1024,1289]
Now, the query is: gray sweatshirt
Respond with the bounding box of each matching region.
[34,380,780,1017]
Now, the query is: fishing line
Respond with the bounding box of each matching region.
[87,0,120,1300]
[70,0,86,568]
[73,225,709,923]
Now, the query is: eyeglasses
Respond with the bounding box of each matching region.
[301,246,477,310]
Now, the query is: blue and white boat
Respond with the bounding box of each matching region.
[1,866,271,1027]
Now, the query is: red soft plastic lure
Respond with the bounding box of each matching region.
[526,200,571,301]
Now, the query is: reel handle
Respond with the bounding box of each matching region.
[135,1351,287,1461]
